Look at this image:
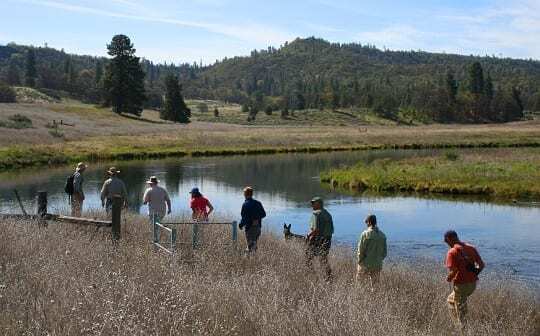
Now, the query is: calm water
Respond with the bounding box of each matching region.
[1,151,539,283]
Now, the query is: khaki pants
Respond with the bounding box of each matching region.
[70,192,84,217]
[245,225,261,252]
[356,265,381,290]
[447,282,476,326]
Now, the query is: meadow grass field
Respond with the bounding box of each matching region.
[1,101,540,170]
[321,148,540,199]
[0,212,538,335]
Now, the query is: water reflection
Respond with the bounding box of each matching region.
[1,150,539,283]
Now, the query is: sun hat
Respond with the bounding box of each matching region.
[76,162,87,170]
[107,167,120,175]
[146,176,159,184]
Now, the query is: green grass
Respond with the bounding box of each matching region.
[187,100,396,126]
[0,114,33,129]
[321,150,540,199]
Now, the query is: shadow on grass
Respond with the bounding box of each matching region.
[119,113,169,125]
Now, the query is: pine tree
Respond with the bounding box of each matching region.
[445,70,458,103]
[6,61,20,86]
[103,35,146,115]
[25,49,37,88]
[468,62,484,95]
[484,73,494,100]
[95,61,103,84]
[161,74,190,123]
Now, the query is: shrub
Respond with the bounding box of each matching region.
[213,107,219,117]
[264,105,273,115]
[0,114,32,129]
[0,82,17,103]
[197,102,209,113]
[444,150,459,161]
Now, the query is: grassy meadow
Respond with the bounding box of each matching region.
[321,148,540,199]
[1,100,540,170]
[0,212,538,335]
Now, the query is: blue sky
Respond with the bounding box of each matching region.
[1,0,539,64]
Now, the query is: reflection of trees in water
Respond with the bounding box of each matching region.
[0,150,425,213]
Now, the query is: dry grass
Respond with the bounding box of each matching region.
[1,212,538,335]
[2,101,540,170]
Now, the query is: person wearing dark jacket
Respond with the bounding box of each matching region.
[239,186,266,252]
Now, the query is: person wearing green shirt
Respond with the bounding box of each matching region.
[356,214,387,289]
[306,197,334,281]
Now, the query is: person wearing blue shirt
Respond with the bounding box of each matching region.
[239,186,266,252]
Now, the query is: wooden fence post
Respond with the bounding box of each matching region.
[111,196,122,241]
[231,221,238,243]
[37,191,47,218]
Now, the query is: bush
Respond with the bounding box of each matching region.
[213,108,219,117]
[0,83,16,103]
[197,102,209,113]
[264,105,273,115]
[0,114,32,129]
[444,150,459,161]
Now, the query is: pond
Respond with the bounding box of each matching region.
[1,150,539,284]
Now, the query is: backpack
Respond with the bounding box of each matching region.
[64,174,75,195]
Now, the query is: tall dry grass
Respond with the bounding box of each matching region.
[0,212,538,335]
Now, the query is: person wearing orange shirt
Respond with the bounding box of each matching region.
[444,230,485,328]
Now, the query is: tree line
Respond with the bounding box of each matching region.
[1,36,540,123]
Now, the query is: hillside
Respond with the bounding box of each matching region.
[1,38,540,123]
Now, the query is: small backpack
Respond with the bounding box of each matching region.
[64,174,75,195]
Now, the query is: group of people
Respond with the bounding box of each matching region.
[68,162,485,330]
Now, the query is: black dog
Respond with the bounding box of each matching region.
[283,223,306,241]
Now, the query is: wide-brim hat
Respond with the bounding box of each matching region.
[146,176,159,184]
[107,167,120,175]
[76,162,87,170]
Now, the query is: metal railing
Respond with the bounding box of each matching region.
[152,215,238,254]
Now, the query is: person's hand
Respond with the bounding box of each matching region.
[239,223,244,230]
[101,200,105,208]
[167,209,172,215]
[446,274,453,282]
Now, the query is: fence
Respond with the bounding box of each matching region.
[2,191,122,240]
[152,215,238,254]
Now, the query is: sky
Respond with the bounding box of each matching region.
[1,0,539,64]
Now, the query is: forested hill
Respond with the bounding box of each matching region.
[2,37,540,123]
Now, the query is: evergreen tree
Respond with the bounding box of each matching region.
[24,49,37,87]
[6,61,20,86]
[95,60,103,84]
[484,73,494,100]
[445,70,458,103]
[161,74,190,123]
[103,35,146,115]
[468,62,484,95]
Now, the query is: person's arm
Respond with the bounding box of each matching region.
[446,251,459,282]
[357,233,367,264]
[73,173,82,194]
[207,200,214,216]
[382,236,388,259]
[259,202,266,219]
[121,183,128,207]
[473,248,485,272]
[239,202,247,229]
[143,189,149,205]
[307,213,319,240]
[100,181,108,206]
[165,192,172,214]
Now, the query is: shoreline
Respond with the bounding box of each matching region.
[2,139,540,172]
[321,152,540,200]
